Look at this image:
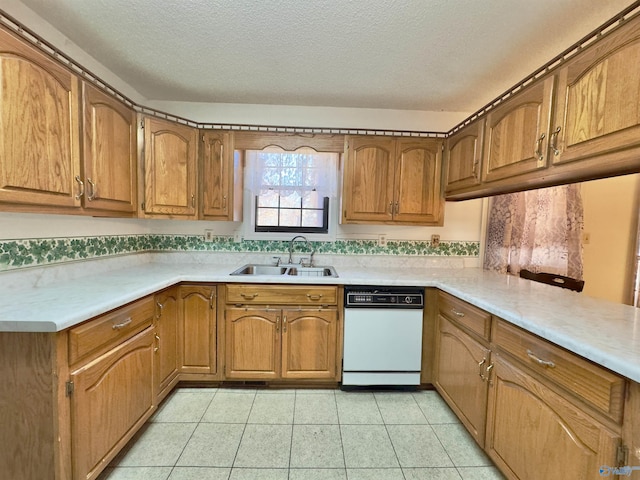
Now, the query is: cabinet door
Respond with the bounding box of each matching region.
[225,307,280,379]
[155,289,179,400]
[0,26,81,209]
[281,308,337,379]
[201,131,233,220]
[144,116,197,217]
[551,18,640,174]
[485,354,620,480]
[393,138,443,224]
[70,328,155,480]
[342,136,395,223]
[434,315,490,447]
[178,285,216,375]
[483,76,554,183]
[82,83,137,214]
[445,119,484,193]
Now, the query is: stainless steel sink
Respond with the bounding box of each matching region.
[230,264,289,276]
[288,266,338,277]
[230,264,338,278]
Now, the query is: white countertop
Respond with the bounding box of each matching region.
[1,259,639,383]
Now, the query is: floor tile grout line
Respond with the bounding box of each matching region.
[372,393,407,480]
[229,390,257,474]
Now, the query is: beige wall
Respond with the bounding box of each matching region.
[581,174,640,304]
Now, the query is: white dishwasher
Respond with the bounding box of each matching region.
[342,285,424,387]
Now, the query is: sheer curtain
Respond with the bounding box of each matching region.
[484,184,584,280]
[245,147,338,200]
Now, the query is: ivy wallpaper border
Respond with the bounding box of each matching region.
[0,235,480,271]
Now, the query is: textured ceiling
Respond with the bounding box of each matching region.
[14,0,637,112]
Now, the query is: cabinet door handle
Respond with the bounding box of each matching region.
[209,291,215,309]
[485,363,494,384]
[549,126,561,156]
[526,350,555,368]
[156,301,164,318]
[394,201,399,214]
[534,133,546,163]
[222,195,227,210]
[478,358,486,380]
[451,308,465,317]
[112,317,132,330]
[307,294,323,301]
[388,201,393,214]
[276,315,280,333]
[87,178,96,201]
[154,333,160,352]
[241,293,258,300]
[75,175,85,200]
[191,194,196,208]
[283,315,287,333]
[472,158,479,177]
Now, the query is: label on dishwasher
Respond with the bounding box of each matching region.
[345,292,423,308]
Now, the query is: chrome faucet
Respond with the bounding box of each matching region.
[288,235,315,266]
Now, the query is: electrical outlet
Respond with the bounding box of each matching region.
[378,234,387,247]
[430,234,440,248]
[234,231,242,243]
[204,229,214,242]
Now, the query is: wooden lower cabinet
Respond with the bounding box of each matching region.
[225,306,338,381]
[485,353,620,480]
[70,328,155,480]
[225,307,280,379]
[178,285,217,375]
[281,308,337,379]
[154,288,179,402]
[434,314,490,447]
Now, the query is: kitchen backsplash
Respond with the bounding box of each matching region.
[0,234,480,271]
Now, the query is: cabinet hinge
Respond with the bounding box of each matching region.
[617,445,629,466]
[141,202,146,211]
[140,120,144,129]
[65,381,74,397]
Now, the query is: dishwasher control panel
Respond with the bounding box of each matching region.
[345,286,424,308]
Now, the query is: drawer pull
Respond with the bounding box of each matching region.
[112,317,132,330]
[451,308,465,317]
[241,293,258,300]
[307,294,323,301]
[526,350,555,368]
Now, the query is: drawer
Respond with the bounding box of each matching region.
[68,296,155,365]
[493,318,626,423]
[226,284,338,305]
[438,291,491,340]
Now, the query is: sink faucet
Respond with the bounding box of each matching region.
[288,235,315,266]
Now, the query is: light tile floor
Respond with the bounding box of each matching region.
[99,388,506,480]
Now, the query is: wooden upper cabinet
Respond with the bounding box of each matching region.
[0,26,81,209]
[342,136,443,225]
[143,116,197,217]
[445,119,484,193]
[551,17,640,176]
[482,76,554,183]
[342,136,395,223]
[201,130,236,220]
[394,138,443,224]
[82,83,137,214]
